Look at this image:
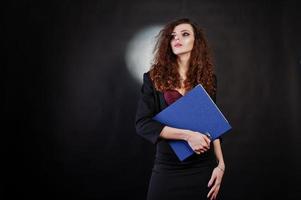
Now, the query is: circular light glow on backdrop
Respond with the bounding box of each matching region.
[125,25,163,83]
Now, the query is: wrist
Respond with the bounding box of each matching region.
[183,130,193,142]
[216,161,225,172]
[216,165,225,172]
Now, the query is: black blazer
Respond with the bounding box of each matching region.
[135,71,217,144]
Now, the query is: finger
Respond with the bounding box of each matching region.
[207,185,215,199]
[209,184,218,200]
[198,150,204,154]
[193,148,199,153]
[196,147,206,154]
[200,143,209,150]
[203,145,210,150]
[197,148,205,153]
[202,140,210,149]
[212,187,219,200]
[211,193,216,200]
[194,146,202,154]
[208,174,215,187]
[204,135,211,144]
[212,185,220,200]
[200,146,208,151]
[197,143,208,151]
[195,145,205,152]
[207,188,213,199]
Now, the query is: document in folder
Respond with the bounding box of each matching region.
[153,84,232,161]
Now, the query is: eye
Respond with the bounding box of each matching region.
[183,32,190,36]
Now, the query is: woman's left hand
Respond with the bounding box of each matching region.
[207,166,225,200]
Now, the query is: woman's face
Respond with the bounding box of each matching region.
[170,23,195,56]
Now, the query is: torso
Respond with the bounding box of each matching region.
[157,87,216,165]
[148,78,216,200]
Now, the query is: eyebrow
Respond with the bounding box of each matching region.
[171,30,191,34]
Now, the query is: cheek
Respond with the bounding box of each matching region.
[188,39,194,49]
[183,38,194,49]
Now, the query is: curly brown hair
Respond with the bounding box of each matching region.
[149,18,216,98]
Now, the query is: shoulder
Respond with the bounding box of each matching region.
[143,71,150,78]
[141,71,154,92]
[143,71,152,85]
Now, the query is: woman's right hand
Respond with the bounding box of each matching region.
[185,130,211,154]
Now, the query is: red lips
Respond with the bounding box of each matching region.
[174,43,182,47]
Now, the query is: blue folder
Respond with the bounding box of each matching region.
[153,84,232,161]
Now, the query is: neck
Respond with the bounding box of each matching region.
[177,53,190,79]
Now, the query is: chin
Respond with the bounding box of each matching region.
[173,50,190,56]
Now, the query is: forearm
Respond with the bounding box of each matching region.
[159,126,191,141]
[213,139,225,170]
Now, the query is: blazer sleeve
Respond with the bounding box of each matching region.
[135,72,166,144]
[213,74,223,143]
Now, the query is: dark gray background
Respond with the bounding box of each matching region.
[3,0,301,199]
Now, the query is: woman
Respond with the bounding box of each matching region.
[135,18,225,200]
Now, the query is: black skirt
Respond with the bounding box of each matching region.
[146,140,217,200]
